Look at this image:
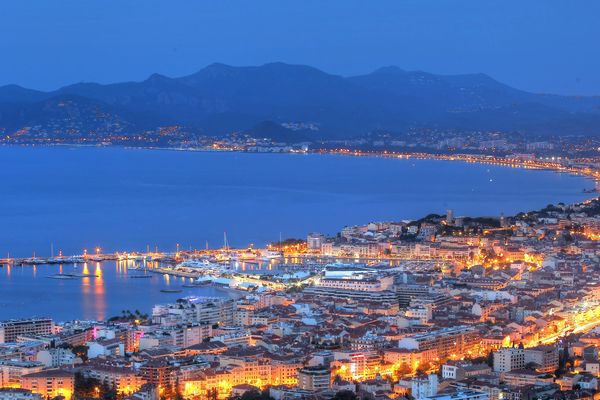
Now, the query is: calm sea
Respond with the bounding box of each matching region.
[0,146,593,320]
[0,146,593,257]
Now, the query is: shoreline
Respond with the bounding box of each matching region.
[2,195,598,266]
[3,141,599,181]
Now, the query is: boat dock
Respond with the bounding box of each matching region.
[0,254,117,266]
[0,250,181,267]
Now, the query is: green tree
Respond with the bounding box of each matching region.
[486,350,494,368]
[72,345,89,362]
[74,372,102,398]
[331,390,358,400]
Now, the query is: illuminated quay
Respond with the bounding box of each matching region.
[319,148,600,182]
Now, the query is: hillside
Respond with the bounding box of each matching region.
[1,62,600,139]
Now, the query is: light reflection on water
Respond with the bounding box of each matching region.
[0,261,231,321]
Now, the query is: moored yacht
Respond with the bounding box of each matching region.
[260,250,283,259]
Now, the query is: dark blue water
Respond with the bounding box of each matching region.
[0,260,232,321]
[0,146,592,258]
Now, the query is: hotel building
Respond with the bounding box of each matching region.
[0,320,54,344]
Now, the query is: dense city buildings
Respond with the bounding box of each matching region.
[2,189,600,400]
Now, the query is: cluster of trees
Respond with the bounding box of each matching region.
[108,309,149,323]
[331,391,359,400]
[71,345,89,362]
[270,238,305,247]
[285,283,309,294]
[461,217,502,229]
[74,372,117,400]
[230,389,274,400]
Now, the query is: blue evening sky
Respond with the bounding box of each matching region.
[1,0,599,95]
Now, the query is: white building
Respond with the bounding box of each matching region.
[317,274,393,292]
[422,390,489,400]
[493,347,525,372]
[298,366,331,392]
[138,324,211,350]
[152,298,234,326]
[307,233,325,250]
[211,330,251,347]
[87,339,124,359]
[411,374,439,399]
[35,348,78,367]
[442,364,460,380]
[405,305,433,324]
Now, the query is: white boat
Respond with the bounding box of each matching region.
[215,251,235,262]
[236,251,259,261]
[45,255,84,264]
[22,257,45,264]
[175,259,220,269]
[195,276,215,285]
[324,262,359,269]
[66,256,85,263]
[260,250,283,259]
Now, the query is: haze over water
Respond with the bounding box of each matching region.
[0,146,593,258]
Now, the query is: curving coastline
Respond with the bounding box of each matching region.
[0,144,596,258]
[315,148,600,182]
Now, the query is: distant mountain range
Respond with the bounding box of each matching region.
[2,62,600,141]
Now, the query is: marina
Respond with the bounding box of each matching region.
[0,260,236,321]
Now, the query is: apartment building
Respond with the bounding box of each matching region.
[297,366,331,392]
[398,326,480,360]
[0,319,54,344]
[20,369,74,400]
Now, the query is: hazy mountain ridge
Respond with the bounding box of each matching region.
[1,62,600,139]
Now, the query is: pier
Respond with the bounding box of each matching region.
[0,252,167,266]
